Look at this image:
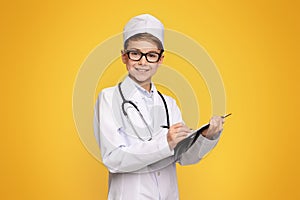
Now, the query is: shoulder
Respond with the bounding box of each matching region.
[96,85,119,104]
[101,85,117,93]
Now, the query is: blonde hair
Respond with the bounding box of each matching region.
[124,33,164,50]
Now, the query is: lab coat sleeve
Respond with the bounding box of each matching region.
[178,132,221,165]
[93,89,174,173]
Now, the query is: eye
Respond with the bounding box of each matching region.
[130,51,140,56]
[148,53,159,58]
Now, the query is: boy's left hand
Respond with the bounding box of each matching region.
[201,116,224,139]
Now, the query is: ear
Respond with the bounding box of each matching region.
[121,50,127,64]
[158,54,164,65]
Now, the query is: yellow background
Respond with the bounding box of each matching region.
[1,0,299,199]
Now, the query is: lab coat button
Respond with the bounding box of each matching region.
[157,172,160,176]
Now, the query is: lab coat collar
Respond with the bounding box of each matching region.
[122,76,157,99]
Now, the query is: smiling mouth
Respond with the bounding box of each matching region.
[134,67,150,72]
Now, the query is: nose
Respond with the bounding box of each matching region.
[138,55,148,65]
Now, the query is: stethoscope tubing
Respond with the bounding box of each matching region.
[118,82,169,141]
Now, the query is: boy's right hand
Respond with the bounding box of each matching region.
[167,123,191,150]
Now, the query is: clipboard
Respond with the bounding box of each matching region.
[173,123,209,161]
[174,113,231,161]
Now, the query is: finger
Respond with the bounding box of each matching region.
[210,116,218,124]
[207,123,217,135]
[176,131,189,137]
[217,117,224,128]
[181,124,192,132]
[171,122,184,129]
[210,119,217,129]
[168,123,183,134]
[175,126,191,134]
[214,121,223,133]
[211,116,223,127]
[175,133,189,141]
[221,116,225,123]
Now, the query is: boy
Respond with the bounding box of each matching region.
[94,14,224,200]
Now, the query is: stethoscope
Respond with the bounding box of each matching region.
[118,82,170,141]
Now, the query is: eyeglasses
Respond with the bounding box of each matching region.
[125,49,164,63]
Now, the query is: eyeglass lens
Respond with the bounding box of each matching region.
[127,50,161,63]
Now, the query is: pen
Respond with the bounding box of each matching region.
[222,113,232,118]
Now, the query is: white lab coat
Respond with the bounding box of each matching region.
[93,76,220,200]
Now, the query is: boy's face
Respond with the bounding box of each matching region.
[122,40,164,88]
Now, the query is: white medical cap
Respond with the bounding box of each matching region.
[123,14,164,47]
